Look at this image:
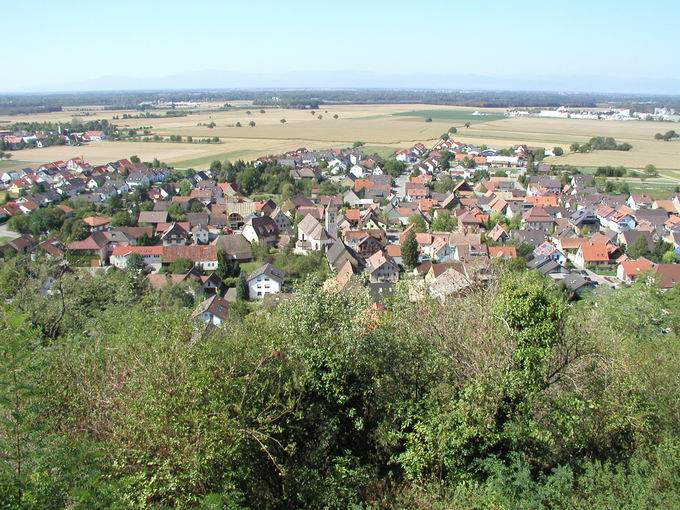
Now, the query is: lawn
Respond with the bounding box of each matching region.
[238,261,262,275]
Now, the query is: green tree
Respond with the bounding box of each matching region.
[126,252,145,271]
[167,202,186,221]
[217,249,240,279]
[628,235,650,259]
[408,214,427,233]
[431,211,457,232]
[644,164,658,176]
[662,250,677,263]
[236,272,249,301]
[401,230,418,270]
[168,257,194,274]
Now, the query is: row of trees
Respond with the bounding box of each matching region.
[654,129,679,141]
[570,136,632,153]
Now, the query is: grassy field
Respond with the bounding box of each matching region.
[392,109,506,122]
[3,104,680,178]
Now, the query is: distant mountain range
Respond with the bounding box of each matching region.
[5,69,680,95]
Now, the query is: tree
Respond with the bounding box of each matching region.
[333,114,339,119]
[662,250,677,264]
[168,257,194,274]
[190,201,205,213]
[249,121,256,128]
[553,146,564,156]
[126,253,145,271]
[130,155,141,163]
[628,235,650,259]
[644,164,658,176]
[431,211,457,232]
[440,133,449,141]
[167,202,186,221]
[217,249,240,279]
[464,122,471,128]
[353,141,365,148]
[408,213,427,233]
[401,230,418,270]
[448,126,458,134]
[570,143,580,152]
[179,179,192,196]
[280,118,287,124]
[111,211,134,227]
[236,272,249,301]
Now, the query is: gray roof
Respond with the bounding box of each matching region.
[214,234,252,260]
[138,210,168,224]
[247,263,284,283]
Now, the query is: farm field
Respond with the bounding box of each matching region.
[3,104,680,173]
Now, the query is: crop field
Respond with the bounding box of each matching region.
[392,109,506,122]
[3,104,680,175]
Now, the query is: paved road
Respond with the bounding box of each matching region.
[393,172,409,200]
[0,222,20,242]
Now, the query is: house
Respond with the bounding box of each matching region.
[627,194,653,210]
[191,295,231,326]
[82,215,111,233]
[214,234,253,261]
[488,246,517,259]
[488,224,510,243]
[138,210,168,226]
[365,250,399,283]
[575,242,610,269]
[653,264,680,289]
[37,238,65,258]
[83,130,106,141]
[160,222,189,246]
[617,257,655,284]
[242,216,279,247]
[527,255,569,276]
[296,214,330,253]
[269,207,293,234]
[192,224,210,245]
[162,245,218,271]
[110,245,164,272]
[560,274,597,298]
[522,207,554,232]
[0,234,37,260]
[428,267,473,301]
[247,263,284,299]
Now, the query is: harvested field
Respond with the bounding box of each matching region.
[3,104,679,174]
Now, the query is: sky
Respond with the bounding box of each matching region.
[4,0,680,94]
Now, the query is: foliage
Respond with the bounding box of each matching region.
[431,210,457,232]
[168,257,194,274]
[408,214,427,233]
[1,258,680,508]
[236,273,249,301]
[401,230,418,270]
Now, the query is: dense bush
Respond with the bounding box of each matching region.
[1,259,679,508]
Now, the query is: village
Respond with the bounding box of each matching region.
[1,134,679,328]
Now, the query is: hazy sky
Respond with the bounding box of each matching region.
[4,0,680,93]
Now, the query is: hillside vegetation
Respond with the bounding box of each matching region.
[1,257,680,509]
